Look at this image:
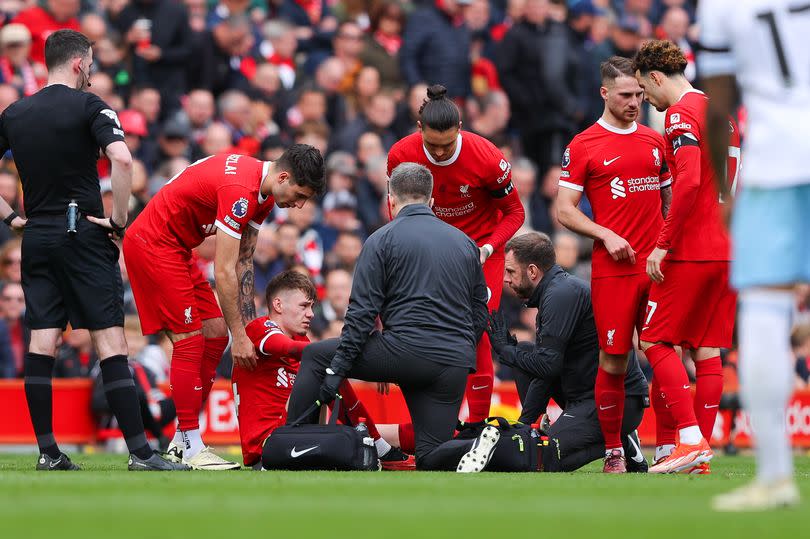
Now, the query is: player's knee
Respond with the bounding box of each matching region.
[201,317,228,339]
[598,352,629,374]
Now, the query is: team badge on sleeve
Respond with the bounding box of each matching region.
[232,198,249,218]
[653,148,661,167]
[562,148,570,168]
[670,113,680,123]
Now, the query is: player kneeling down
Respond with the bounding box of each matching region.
[232,270,412,469]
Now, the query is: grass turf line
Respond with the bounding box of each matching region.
[0,454,807,538]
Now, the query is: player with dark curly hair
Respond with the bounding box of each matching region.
[632,41,740,474]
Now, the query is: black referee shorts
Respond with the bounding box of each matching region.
[22,216,124,331]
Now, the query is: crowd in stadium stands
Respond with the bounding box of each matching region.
[0,0,808,402]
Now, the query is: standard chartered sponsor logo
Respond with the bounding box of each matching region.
[610,177,626,199]
[433,202,476,217]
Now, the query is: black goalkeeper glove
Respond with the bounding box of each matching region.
[486,310,517,364]
[317,367,344,406]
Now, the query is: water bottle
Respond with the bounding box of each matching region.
[355,417,378,470]
[67,200,79,235]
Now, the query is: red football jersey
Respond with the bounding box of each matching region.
[387,131,523,250]
[232,316,309,413]
[13,7,80,66]
[658,90,731,261]
[559,119,671,278]
[129,154,275,250]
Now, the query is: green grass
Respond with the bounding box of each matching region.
[0,454,807,538]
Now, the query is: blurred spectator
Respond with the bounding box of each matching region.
[217,89,253,146]
[111,0,194,114]
[469,89,510,141]
[176,88,216,146]
[511,156,553,233]
[0,168,20,213]
[13,0,80,67]
[93,33,132,102]
[293,119,330,156]
[0,82,19,114]
[553,229,589,279]
[792,324,810,386]
[567,0,604,126]
[286,85,327,130]
[320,189,363,252]
[0,280,26,377]
[392,81,428,137]
[497,0,582,174]
[591,14,643,66]
[0,237,21,282]
[253,224,279,295]
[154,117,194,170]
[206,0,254,28]
[0,312,13,378]
[198,15,255,96]
[355,153,389,233]
[80,12,107,43]
[201,121,235,156]
[275,0,337,56]
[324,230,362,272]
[54,328,95,378]
[400,0,472,99]
[260,133,286,161]
[310,267,351,337]
[347,65,381,122]
[88,72,124,111]
[118,108,158,173]
[359,0,405,91]
[356,130,385,169]
[129,84,162,135]
[313,56,349,130]
[274,220,302,272]
[331,91,397,153]
[331,20,364,94]
[0,23,42,96]
[657,7,695,82]
[260,19,298,90]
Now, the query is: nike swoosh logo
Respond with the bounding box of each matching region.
[626,433,645,463]
[472,385,489,390]
[683,385,691,389]
[599,405,616,410]
[194,386,203,391]
[49,460,62,469]
[562,413,575,418]
[704,404,719,409]
[603,156,621,166]
[290,446,318,458]
[348,401,360,412]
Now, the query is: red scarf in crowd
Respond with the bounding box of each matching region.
[0,57,38,96]
[373,31,401,56]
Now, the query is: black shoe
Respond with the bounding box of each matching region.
[724,443,739,456]
[128,451,191,471]
[36,452,80,471]
[624,430,648,473]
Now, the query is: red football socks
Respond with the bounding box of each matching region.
[398,422,415,454]
[645,344,698,430]
[595,367,625,450]
[170,334,205,431]
[694,356,723,442]
[201,336,228,404]
[651,376,676,446]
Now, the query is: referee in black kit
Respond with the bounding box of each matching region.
[286,162,500,472]
[0,30,185,471]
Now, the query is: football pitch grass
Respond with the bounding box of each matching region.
[1,454,807,538]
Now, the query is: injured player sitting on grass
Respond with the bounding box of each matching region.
[231,270,414,470]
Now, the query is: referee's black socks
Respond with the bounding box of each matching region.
[23,353,60,459]
[100,355,153,460]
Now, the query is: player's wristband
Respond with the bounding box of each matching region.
[108,216,126,236]
[482,244,494,258]
[3,211,18,226]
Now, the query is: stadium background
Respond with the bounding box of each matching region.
[0,0,809,450]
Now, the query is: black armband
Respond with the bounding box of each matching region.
[489,181,515,199]
[108,216,126,236]
[3,211,18,226]
[672,133,700,152]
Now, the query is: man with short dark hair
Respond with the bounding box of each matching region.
[0,29,184,471]
[286,162,497,472]
[123,144,325,470]
[487,232,649,472]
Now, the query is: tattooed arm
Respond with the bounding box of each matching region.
[236,226,258,323]
[215,227,257,369]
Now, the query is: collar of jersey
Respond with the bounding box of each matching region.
[677,88,705,102]
[258,161,271,204]
[597,118,637,135]
[422,133,463,166]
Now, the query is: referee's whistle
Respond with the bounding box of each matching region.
[67,200,79,235]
